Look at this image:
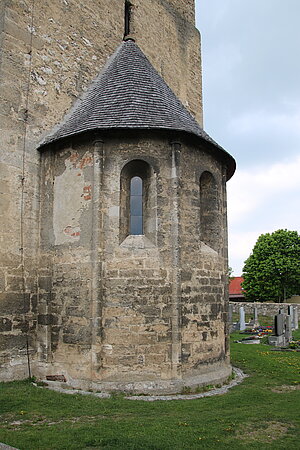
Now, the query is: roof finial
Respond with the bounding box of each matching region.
[123,36,135,42]
[124,1,133,40]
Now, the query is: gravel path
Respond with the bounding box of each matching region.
[39,367,248,401]
[125,367,248,401]
[0,444,19,450]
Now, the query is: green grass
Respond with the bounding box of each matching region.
[1,331,299,450]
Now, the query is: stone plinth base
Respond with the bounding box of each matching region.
[39,363,232,395]
[268,335,288,347]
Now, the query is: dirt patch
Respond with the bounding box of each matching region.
[237,421,291,443]
[0,415,108,430]
[271,384,300,393]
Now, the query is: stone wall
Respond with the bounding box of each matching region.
[230,302,300,317]
[178,141,229,379]
[165,0,196,23]
[132,0,202,124]
[0,0,203,380]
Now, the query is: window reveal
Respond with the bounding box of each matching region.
[130,176,143,235]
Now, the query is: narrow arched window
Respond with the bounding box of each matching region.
[130,176,143,235]
[120,159,157,244]
[200,171,220,251]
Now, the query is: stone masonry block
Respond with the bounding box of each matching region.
[0,293,30,314]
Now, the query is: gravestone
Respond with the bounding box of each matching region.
[268,310,291,347]
[239,306,246,331]
[288,305,294,329]
[228,303,233,324]
[275,312,285,336]
[249,306,259,327]
[285,315,292,343]
[253,307,258,323]
[294,306,299,330]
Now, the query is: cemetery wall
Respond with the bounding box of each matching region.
[230,302,300,317]
[287,295,300,303]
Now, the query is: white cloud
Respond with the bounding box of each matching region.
[227,155,300,274]
[228,230,261,275]
[227,155,300,224]
[197,0,300,276]
[228,107,300,137]
[205,42,242,83]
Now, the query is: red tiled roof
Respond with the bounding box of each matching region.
[229,277,244,295]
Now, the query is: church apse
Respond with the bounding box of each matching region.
[35,40,235,393]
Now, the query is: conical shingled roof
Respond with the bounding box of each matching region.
[38,40,235,179]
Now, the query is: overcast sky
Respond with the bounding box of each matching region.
[196,0,300,275]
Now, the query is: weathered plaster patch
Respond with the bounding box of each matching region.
[200,242,218,255]
[108,206,119,218]
[53,152,92,245]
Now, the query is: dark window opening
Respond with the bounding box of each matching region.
[124,1,132,37]
[130,176,143,235]
[120,159,157,244]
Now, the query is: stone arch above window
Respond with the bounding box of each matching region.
[200,171,220,252]
[120,159,157,244]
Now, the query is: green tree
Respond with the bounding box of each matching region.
[242,229,300,302]
[227,266,234,282]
